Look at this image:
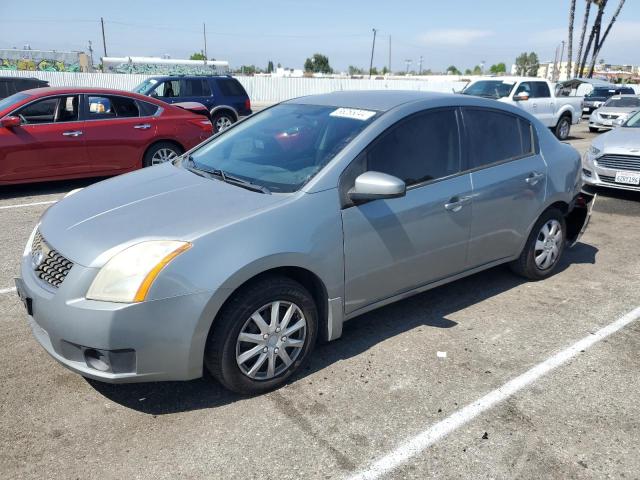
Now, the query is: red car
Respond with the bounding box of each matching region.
[0,87,213,185]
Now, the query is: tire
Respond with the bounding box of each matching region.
[205,275,318,394]
[510,208,566,281]
[143,142,183,167]
[554,115,571,140]
[211,111,235,133]
[589,127,599,133]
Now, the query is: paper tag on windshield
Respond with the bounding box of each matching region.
[330,108,376,121]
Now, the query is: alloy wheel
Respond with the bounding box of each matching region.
[534,219,563,270]
[215,116,233,132]
[235,301,307,380]
[151,148,178,165]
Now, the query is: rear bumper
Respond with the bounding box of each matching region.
[17,252,213,383]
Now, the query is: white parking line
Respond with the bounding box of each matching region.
[0,200,57,210]
[0,287,17,294]
[347,305,640,480]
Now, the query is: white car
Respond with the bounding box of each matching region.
[463,77,583,140]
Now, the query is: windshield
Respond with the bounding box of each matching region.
[132,79,158,94]
[0,92,30,112]
[187,103,379,193]
[604,97,640,108]
[624,111,640,128]
[462,80,516,99]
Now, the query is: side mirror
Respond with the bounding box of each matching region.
[0,116,21,128]
[514,92,529,101]
[348,171,406,202]
[150,91,159,98]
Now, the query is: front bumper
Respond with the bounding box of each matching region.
[17,252,213,383]
[582,166,640,192]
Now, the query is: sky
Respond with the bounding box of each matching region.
[1,0,639,72]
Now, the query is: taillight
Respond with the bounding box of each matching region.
[189,118,213,131]
[245,99,251,111]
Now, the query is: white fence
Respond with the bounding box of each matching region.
[1,70,469,103]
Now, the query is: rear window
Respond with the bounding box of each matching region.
[216,78,246,97]
[138,100,160,117]
[464,108,534,169]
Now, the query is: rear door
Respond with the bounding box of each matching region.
[462,107,547,267]
[341,108,472,314]
[530,81,555,126]
[0,94,87,182]
[178,78,214,110]
[81,94,160,173]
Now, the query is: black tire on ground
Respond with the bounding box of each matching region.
[211,111,236,133]
[142,142,183,168]
[205,275,318,394]
[510,208,567,281]
[589,127,600,133]
[554,115,572,140]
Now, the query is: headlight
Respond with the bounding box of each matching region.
[86,240,191,303]
[590,145,601,156]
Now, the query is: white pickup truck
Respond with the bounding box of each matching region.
[462,77,583,140]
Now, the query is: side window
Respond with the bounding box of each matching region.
[366,109,461,187]
[153,80,181,98]
[531,82,551,98]
[137,101,160,117]
[217,78,246,97]
[15,96,79,124]
[87,96,139,119]
[464,108,533,169]
[514,82,531,96]
[182,79,211,96]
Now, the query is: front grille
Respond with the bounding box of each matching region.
[599,113,619,120]
[596,154,640,172]
[31,230,73,288]
[598,174,616,183]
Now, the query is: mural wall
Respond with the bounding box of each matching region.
[0,49,87,72]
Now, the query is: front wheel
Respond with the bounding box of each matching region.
[205,276,318,394]
[510,208,566,280]
[554,116,571,140]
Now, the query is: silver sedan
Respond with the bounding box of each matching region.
[589,94,640,132]
[16,91,593,394]
[583,109,640,191]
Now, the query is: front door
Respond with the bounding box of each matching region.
[461,107,547,267]
[0,94,86,182]
[341,108,472,315]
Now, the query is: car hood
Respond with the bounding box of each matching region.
[593,127,640,153]
[596,107,638,115]
[39,163,290,267]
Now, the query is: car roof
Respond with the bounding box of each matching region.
[146,75,229,80]
[17,86,160,102]
[287,90,454,112]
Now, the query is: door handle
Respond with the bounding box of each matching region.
[133,123,151,130]
[444,195,472,212]
[526,171,545,185]
[62,130,83,137]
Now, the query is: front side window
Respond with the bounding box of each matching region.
[15,95,79,124]
[152,80,181,98]
[365,109,460,186]
[188,103,378,193]
[464,108,534,169]
[87,96,139,119]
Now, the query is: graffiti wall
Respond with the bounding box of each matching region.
[0,49,87,72]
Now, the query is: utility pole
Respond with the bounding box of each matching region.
[203,23,208,60]
[405,59,411,74]
[369,28,377,78]
[88,40,94,70]
[388,35,391,75]
[558,40,566,81]
[552,43,560,82]
[418,55,423,75]
[100,17,108,58]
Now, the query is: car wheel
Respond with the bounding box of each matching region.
[211,112,235,133]
[554,115,571,140]
[589,127,599,133]
[510,208,566,280]
[143,142,182,167]
[205,275,318,394]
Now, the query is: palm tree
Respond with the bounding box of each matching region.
[587,0,626,77]
[567,0,577,79]
[574,0,593,77]
[579,0,607,78]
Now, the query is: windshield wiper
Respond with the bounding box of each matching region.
[184,156,271,194]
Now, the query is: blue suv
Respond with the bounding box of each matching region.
[134,75,252,131]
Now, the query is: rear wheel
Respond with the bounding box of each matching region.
[554,115,571,140]
[143,142,183,167]
[205,276,318,394]
[211,111,235,133]
[510,208,566,280]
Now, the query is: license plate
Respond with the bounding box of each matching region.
[615,171,640,185]
[14,277,33,316]
[603,120,612,126]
